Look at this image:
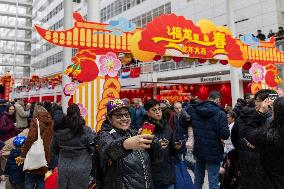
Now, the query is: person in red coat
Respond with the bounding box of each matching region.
[0,105,17,142]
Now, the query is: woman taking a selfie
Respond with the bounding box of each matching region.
[97,98,154,189]
[240,96,284,189]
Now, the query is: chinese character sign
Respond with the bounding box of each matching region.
[138,14,244,65]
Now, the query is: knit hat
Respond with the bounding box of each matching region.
[13,136,27,147]
[107,98,129,116]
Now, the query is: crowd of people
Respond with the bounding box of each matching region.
[0,89,283,189]
[255,27,284,41]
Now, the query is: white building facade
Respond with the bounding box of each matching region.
[0,0,32,81]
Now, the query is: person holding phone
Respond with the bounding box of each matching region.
[143,99,180,189]
[239,96,284,188]
[236,89,276,189]
[97,98,154,189]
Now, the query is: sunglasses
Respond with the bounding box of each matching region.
[112,112,130,119]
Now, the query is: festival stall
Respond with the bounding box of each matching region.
[35,13,284,131]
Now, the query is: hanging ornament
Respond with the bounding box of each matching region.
[198,59,206,64]
[219,60,228,65]
[184,86,189,91]
[172,86,177,90]
[243,62,251,70]
[163,56,172,61]
[166,86,171,90]
[190,85,194,91]
[153,55,161,61]
[209,59,218,64]
[173,57,182,62]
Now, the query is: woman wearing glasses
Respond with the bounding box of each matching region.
[97,98,154,189]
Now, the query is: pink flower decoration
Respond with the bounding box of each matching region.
[64,82,77,96]
[249,63,265,83]
[277,88,284,97]
[78,103,88,117]
[99,52,121,77]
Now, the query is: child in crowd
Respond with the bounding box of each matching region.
[4,136,26,189]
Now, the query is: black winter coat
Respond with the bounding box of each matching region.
[185,101,230,163]
[144,117,176,186]
[240,117,284,189]
[4,148,25,184]
[97,121,152,189]
[236,106,273,189]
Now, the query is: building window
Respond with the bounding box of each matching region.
[100,0,148,22]
[131,2,171,28]
[41,2,63,23]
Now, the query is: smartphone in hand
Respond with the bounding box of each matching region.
[141,122,155,135]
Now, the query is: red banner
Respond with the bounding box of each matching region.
[139,14,243,62]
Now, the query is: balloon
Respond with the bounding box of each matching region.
[196,19,218,34]
[130,31,156,62]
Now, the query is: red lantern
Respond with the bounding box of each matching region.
[160,86,164,90]
[166,86,171,90]
[173,57,182,62]
[198,59,206,64]
[172,86,177,90]
[190,85,194,91]
[153,55,161,61]
[184,86,189,91]
[243,62,251,70]
[219,60,228,65]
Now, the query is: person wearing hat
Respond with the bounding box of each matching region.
[96,98,154,189]
[4,136,27,189]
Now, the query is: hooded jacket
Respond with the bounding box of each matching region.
[21,111,53,174]
[0,112,16,141]
[185,101,230,163]
[97,121,152,189]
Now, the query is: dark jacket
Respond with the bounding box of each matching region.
[4,148,25,184]
[51,125,94,189]
[21,111,53,174]
[132,106,146,130]
[236,106,273,189]
[185,101,230,163]
[240,122,284,189]
[97,121,152,189]
[144,117,176,186]
[49,107,64,169]
[0,112,16,142]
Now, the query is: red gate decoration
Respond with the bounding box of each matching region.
[34,12,284,130]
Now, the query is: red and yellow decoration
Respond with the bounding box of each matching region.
[34,12,284,130]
